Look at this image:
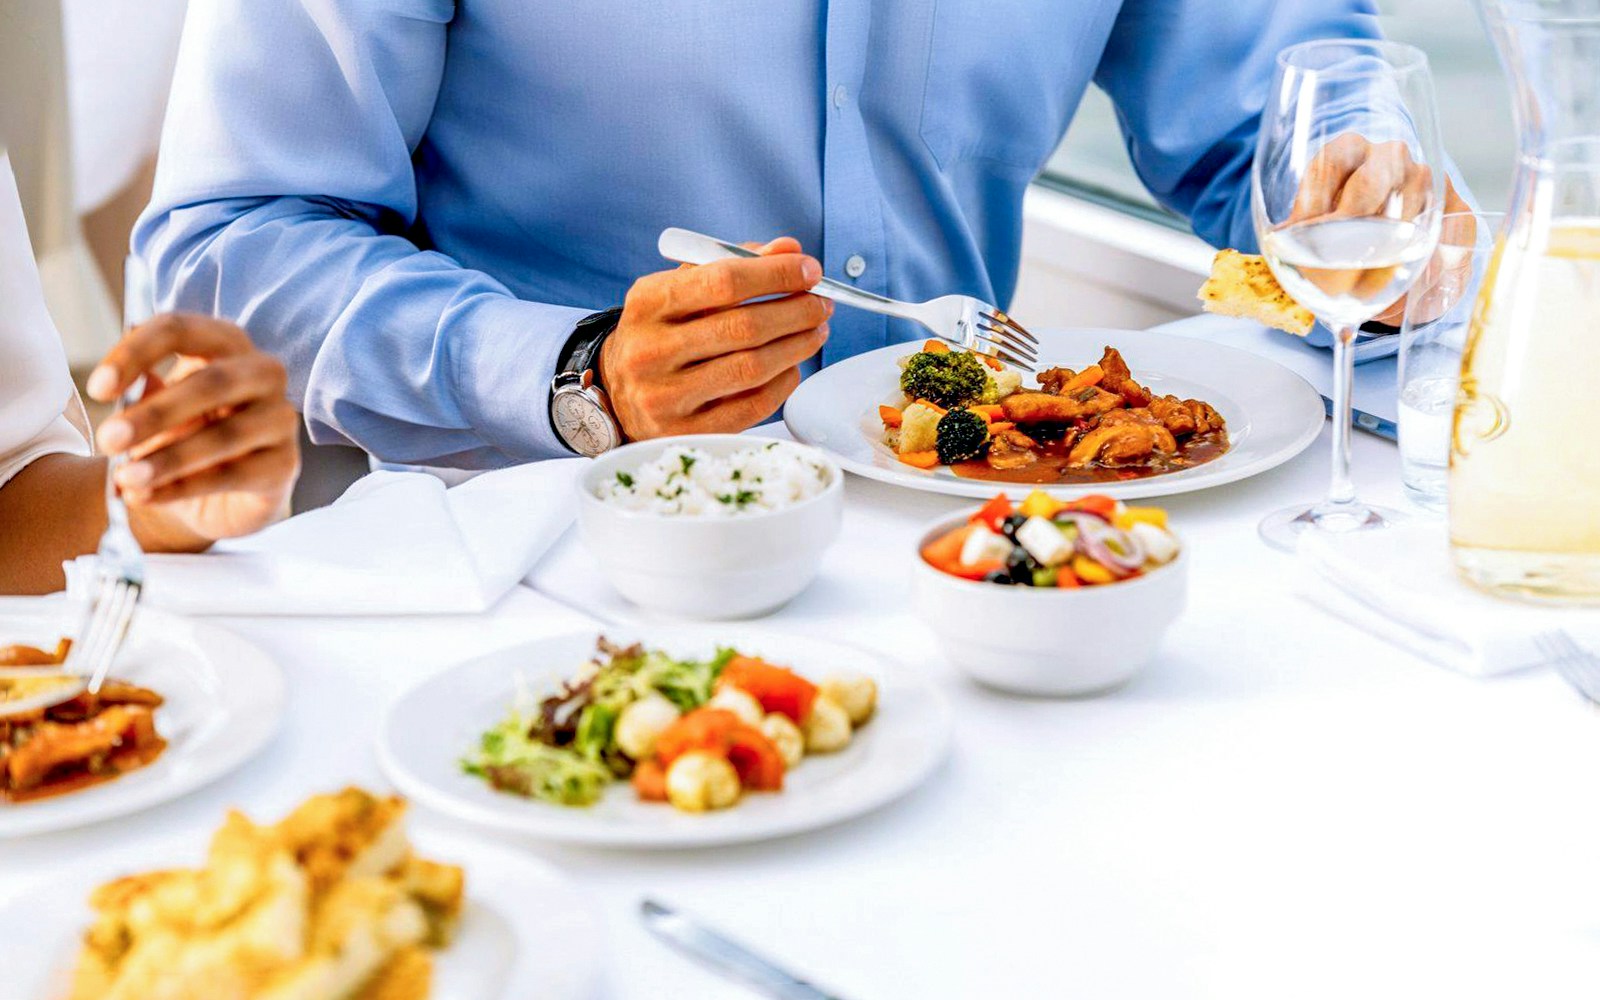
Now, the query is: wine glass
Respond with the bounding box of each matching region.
[1252,39,1446,550]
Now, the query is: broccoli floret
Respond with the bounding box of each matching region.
[900,351,989,409]
[935,408,990,465]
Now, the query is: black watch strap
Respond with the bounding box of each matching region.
[559,307,625,388]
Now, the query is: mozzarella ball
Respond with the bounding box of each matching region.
[819,673,877,726]
[803,694,853,753]
[614,695,681,761]
[708,686,764,727]
[760,713,805,768]
[665,751,741,812]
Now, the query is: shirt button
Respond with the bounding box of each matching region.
[832,84,849,109]
[844,254,867,278]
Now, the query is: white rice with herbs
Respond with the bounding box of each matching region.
[597,442,832,516]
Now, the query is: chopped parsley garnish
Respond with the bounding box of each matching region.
[717,489,760,507]
[679,454,697,475]
[615,471,634,488]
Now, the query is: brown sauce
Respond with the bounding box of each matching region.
[951,430,1231,485]
[2,740,168,803]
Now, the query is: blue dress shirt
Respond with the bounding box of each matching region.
[135,0,1382,467]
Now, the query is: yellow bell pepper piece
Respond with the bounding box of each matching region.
[1071,554,1117,586]
[1019,490,1061,520]
[1114,506,1168,532]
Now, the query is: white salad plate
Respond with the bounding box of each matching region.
[378,625,953,849]
[0,828,602,1000]
[0,597,284,839]
[784,326,1327,500]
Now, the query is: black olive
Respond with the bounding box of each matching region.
[981,570,1014,586]
[1000,513,1028,540]
[1005,547,1036,581]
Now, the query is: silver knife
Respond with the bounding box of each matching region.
[639,899,849,1000]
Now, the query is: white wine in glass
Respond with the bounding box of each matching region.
[1251,39,1446,550]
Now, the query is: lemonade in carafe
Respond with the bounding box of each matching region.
[1453,0,1600,602]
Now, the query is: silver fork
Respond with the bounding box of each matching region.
[658,228,1039,371]
[63,258,153,695]
[1535,629,1600,706]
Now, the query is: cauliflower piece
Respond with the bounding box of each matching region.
[708,687,763,727]
[614,695,680,761]
[760,713,804,768]
[981,369,1023,403]
[665,752,741,812]
[818,673,877,726]
[803,695,852,753]
[897,402,942,455]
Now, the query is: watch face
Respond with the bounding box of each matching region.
[553,390,619,457]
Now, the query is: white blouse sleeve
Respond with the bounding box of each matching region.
[0,151,92,490]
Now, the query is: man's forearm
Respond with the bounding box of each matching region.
[0,454,210,595]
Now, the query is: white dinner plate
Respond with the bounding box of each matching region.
[0,597,284,839]
[0,828,602,1000]
[784,326,1327,500]
[378,626,952,849]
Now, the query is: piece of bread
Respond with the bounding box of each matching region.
[1197,250,1315,336]
[353,947,434,1000]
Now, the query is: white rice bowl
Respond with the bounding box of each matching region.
[596,441,832,516]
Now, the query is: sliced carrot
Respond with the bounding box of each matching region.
[922,339,950,354]
[972,405,1007,421]
[879,404,904,428]
[1061,365,1105,392]
[969,494,1014,531]
[978,354,1004,371]
[632,758,668,801]
[899,450,941,469]
[987,421,1016,434]
[912,398,948,415]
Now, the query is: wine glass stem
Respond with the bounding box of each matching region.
[1326,323,1359,508]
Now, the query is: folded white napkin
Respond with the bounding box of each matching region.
[67,460,584,616]
[1297,522,1600,677]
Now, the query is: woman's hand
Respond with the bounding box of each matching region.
[86,314,301,551]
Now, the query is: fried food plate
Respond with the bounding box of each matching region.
[784,326,1326,500]
[0,828,601,1000]
[378,626,953,849]
[0,597,284,838]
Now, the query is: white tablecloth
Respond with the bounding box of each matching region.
[5,322,1599,997]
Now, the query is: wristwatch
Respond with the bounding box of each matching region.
[550,307,625,457]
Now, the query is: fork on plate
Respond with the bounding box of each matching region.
[1535,629,1600,706]
[61,258,153,696]
[657,228,1039,371]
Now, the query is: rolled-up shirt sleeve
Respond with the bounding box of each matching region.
[1093,0,1384,253]
[133,0,589,468]
[0,154,91,491]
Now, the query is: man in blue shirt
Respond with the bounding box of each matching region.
[136,0,1433,465]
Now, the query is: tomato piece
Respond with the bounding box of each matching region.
[651,705,788,790]
[726,728,786,791]
[654,708,742,768]
[632,758,668,801]
[968,494,1014,532]
[718,656,819,724]
[1055,567,1082,589]
[1063,494,1118,520]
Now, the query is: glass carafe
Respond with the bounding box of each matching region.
[1452,0,1600,603]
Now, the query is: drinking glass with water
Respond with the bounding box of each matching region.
[1398,211,1498,512]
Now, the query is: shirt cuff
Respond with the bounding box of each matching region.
[451,296,598,464]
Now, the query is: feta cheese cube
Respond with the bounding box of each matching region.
[959,525,1013,567]
[1015,516,1072,567]
[1130,521,1181,565]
